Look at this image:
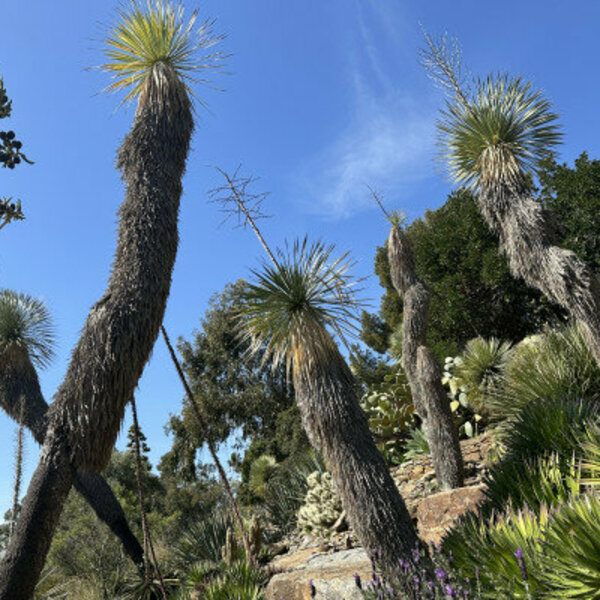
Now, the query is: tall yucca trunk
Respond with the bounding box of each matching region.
[0,63,192,600]
[479,180,600,367]
[0,348,144,566]
[293,341,420,575]
[387,226,464,490]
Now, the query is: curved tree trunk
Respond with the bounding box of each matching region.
[0,350,144,566]
[388,226,464,490]
[293,346,421,577]
[479,181,600,368]
[0,63,192,600]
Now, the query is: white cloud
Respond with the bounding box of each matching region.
[293,2,437,219]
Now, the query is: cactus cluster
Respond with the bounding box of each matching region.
[220,516,263,565]
[296,471,343,536]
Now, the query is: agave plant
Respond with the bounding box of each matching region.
[541,495,600,598]
[0,290,54,368]
[452,337,513,413]
[0,2,224,597]
[444,506,547,599]
[241,237,421,573]
[495,325,600,420]
[425,32,600,378]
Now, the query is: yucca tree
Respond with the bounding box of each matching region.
[423,34,600,371]
[241,238,420,576]
[386,222,464,490]
[0,290,145,566]
[0,3,223,597]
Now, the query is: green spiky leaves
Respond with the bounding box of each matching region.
[240,238,362,374]
[102,0,225,104]
[0,290,55,368]
[439,74,562,190]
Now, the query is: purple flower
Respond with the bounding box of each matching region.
[514,547,528,582]
[445,583,456,597]
[308,578,316,597]
[435,567,448,581]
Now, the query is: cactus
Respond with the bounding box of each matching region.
[360,368,414,464]
[221,526,240,565]
[296,471,343,536]
[247,515,262,557]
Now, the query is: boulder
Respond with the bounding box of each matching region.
[265,548,371,600]
[417,483,487,546]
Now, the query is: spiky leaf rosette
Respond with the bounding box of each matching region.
[0,290,55,368]
[240,238,362,375]
[439,74,562,190]
[101,0,225,106]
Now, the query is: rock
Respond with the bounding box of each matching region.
[417,484,487,546]
[265,548,371,600]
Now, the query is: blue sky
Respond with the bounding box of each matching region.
[1,0,599,511]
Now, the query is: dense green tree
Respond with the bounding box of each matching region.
[170,280,308,502]
[363,190,563,359]
[539,152,600,272]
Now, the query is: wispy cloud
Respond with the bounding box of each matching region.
[293,2,437,219]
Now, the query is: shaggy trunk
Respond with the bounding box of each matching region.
[293,343,421,576]
[387,226,464,490]
[0,62,192,600]
[479,179,600,368]
[0,348,144,566]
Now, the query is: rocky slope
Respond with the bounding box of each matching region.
[265,434,491,600]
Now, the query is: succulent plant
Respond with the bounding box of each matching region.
[360,367,414,464]
[296,471,343,536]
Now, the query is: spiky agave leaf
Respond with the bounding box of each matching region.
[101,0,225,105]
[438,74,562,190]
[0,289,55,368]
[240,238,362,375]
[454,336,513,412]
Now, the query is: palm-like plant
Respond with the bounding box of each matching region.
[424,33,600,372]
[241,237,420,575]
[0,290,54,368]
[0,290,145,570]
[0,3,223,597]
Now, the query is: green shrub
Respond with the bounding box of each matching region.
[174,560,266,600]
[484,453,581,514]
[443,506,547,599]
[260,450,326,540]
[483,396,596,512]
[494,396,599,464]
[174,511,233,568]
[203,561,266,600]
[452,337,513,413]
[492,325,600,419]
[542,495,600,598]
[248,455,278,500]
[404,427,429,459]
